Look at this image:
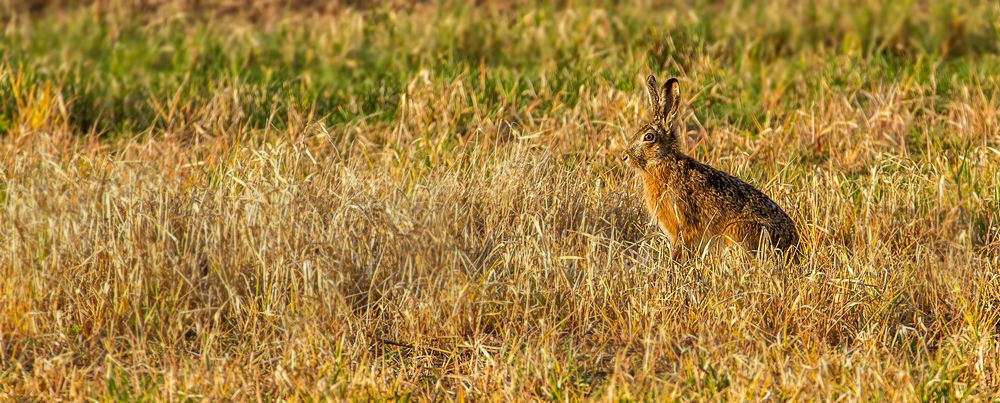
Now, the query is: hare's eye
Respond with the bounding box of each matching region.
[642,132,654,142]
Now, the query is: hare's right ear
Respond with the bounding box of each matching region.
[645,75,661,119]
[659,77,681,125]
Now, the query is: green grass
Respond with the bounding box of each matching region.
[1,0,999,401]
[3,1,996,137]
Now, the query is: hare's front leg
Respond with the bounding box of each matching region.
[670,242,683,260]
[659,228,681,260]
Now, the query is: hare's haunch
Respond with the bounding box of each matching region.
[622,75,799,260]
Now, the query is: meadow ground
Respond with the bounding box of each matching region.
[1,0,999,401]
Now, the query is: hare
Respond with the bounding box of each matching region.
[621,75,799,260]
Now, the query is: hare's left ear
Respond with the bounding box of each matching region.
[645,75,661,119]
[659,77,681,125]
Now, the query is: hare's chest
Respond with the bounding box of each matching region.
[642,183,684,243]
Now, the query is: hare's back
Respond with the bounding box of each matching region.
[691,163,798,243]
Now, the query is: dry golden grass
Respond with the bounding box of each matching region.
[2,1,1000,401]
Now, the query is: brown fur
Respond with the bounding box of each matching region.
[622,75,799,260]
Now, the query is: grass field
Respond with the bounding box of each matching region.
[1,0,999,400]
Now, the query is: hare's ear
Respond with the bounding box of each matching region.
[645,75,661,119]
[659,77,681,125]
